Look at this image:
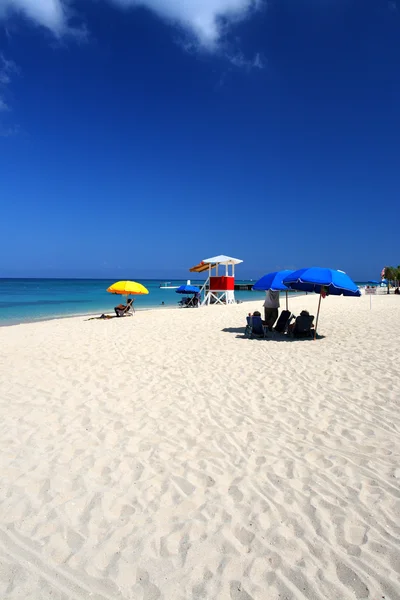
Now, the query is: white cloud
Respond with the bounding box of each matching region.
[0,123,20,135]
[0,70,11,84]
[0,0,67,34]
[0,0,263,51]
[0,54,18,112]
[228,51,264,69]
[111,0,261,49]
[0,54,17,77]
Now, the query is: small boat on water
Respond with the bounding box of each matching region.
[159,281,179,289]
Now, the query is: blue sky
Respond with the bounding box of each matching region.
[0,0,399,280]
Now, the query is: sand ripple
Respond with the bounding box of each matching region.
[1,294,400,599]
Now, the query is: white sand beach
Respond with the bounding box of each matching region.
[1,293,400,600]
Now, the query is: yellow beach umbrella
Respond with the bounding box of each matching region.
[107,281,149,296]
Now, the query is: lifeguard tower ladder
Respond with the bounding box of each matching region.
[189,255,243,306]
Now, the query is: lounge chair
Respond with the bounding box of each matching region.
[179,296,198,308]
[291,314,314,338]
[274,310,293,334]
[245,315,268,339]
[115,299,134,317]
[178,297,190,307]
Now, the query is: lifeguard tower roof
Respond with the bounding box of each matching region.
[203,255,243,265]
[190,255,243,272]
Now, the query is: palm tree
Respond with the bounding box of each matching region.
[395,266,400,288]
[384,266,395,294]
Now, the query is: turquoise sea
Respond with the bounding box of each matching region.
[0,278,267,326]
[0,278,368,327]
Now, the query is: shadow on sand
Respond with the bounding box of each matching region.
[86,314,118,321]
[221,327,325,341]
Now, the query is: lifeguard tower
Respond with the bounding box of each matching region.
[189,255,243,306]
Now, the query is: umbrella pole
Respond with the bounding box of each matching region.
[314,290,322,340]
[286,290,288,311]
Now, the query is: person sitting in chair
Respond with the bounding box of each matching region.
[114,297,134,317]
[245,310,267,338]
[192,292,200,307]
[289,310,315,338]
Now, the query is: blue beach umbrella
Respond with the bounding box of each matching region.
[368,280,380,285]
[176,285,200,294]
[283,267,360,339]
[253,270,294,310]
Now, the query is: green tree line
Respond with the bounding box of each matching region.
[383,266,400,293]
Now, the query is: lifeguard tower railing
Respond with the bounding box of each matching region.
[189,255,243,306]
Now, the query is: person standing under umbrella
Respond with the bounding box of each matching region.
[263,289,280,330]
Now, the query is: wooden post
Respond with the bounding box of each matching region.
[314,290,322,340]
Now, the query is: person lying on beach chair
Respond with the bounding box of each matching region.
[289,310,314,338]
[114,298,134,317]
[245,312,268,339]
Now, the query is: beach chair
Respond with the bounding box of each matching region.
[274,310,293,334]
[245,316,268,339]
[178,297,189,307]
[115,299,134,317]
[291,314,314,338]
